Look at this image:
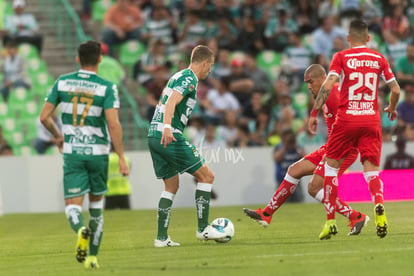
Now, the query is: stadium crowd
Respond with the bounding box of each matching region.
[1,0,414,156]
[81,0,414,151]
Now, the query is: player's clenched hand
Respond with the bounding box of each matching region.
[118,157,130,176]
[308,116,318,135]
[161,128,177,148]
[384,106,398,121]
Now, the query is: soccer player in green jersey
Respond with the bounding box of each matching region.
[148,45,227,247]
[40,41,129,268]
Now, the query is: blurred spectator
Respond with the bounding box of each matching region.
[228,58,254,106]
[242,90,264,121]
[264,8,298,52]
[273,128,305,202]
[383,136,414,170]
[133,39,168,86]
[0,126,9,148]
[293,0,318,34]
[237,16,265,54]
[185,116,205,145]
[329,35,348,60]
[239,0,265,27]
[141,5,177,53]
[244,51,272,93]
[296,120,325,151]
[381,31,408,71]
[249,107,270,146]
[0,40,30,102]
[362,0,383,37]
[199,123,226,150]
[200,75,240,125]
[210,47,232,80]
[395,43,414,87]
[33,110,62,154]
[105,150,132,209]
[269,91,300,133]
[233,121,257,148]
[217,110,239,147]
[215,17,238,50]
[3,0,43,54]
[144,64,170,121]
[0,144,13,156]
[397,84,414,140]
[312,53,329,71]
[382,4,410,41]
[97,43,125,85]
[102,0,144,56]
[318,0,339,20]
[378,94,397,138]
[337,0,362,30]
[281,32,313,91]
[311,16,347,59]
[178,10,207,50]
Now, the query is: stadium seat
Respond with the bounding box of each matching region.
[92,0,114,22]
[119,40,146,68]
[0,102,8,119]
[3,117,17,133]
[18,43,39,59]
[292,92,309,119]
[28,57,48,75]
[256,50,282,81]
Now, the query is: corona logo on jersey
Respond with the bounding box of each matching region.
[346,58,379,70]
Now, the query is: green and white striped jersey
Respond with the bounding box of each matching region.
[46,69,120,156]
[148,68,198,137]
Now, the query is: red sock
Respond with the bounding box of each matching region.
[367,175,384,205]
[264,179,298,215]
[323,175,338,220]
[336,197,358,219]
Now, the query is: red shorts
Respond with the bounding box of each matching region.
[313,148,358,177]
[305,144,358,178]
[326,122,382,166]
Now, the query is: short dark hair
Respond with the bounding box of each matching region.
[78,40,101,66]
[349,19,368,42]
[190,45,214,64]
[6,39,18,48]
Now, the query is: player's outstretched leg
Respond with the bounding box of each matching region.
[242,208,272,227]
[154,191,180,247]
[319,219,338,240]
[243,174,299,227]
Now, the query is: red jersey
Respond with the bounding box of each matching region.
[328,46,395,126]
[323,83,339,135]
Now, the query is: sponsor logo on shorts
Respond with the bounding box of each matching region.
[68,188,81,193]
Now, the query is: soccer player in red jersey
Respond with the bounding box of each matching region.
[309,19,400,239]
[244,64,369,236]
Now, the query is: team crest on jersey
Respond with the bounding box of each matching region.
[189,84,194,92]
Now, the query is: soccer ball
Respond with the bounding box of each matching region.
[210,217,235,243]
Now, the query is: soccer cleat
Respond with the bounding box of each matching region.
[242,208,272,227]
[196,225,228,241]
[154,236,181,248]
[348,213,370,236]
[75,227,90,263]
[375,203,388,238]
[84,256,99,269]
[319,219,338,240]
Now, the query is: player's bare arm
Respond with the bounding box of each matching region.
[308,75,338,134]
[40,102,64,152]
[106,108,129,176]
[161,90,183,148]
[384,80,400,121]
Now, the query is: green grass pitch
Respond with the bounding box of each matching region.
[0,201,414,276]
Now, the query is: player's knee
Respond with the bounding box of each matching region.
[198,172,214,184]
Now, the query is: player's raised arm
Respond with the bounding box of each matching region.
[161,90,183,147]
[308,74,338,134]
[384,80,400,121]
